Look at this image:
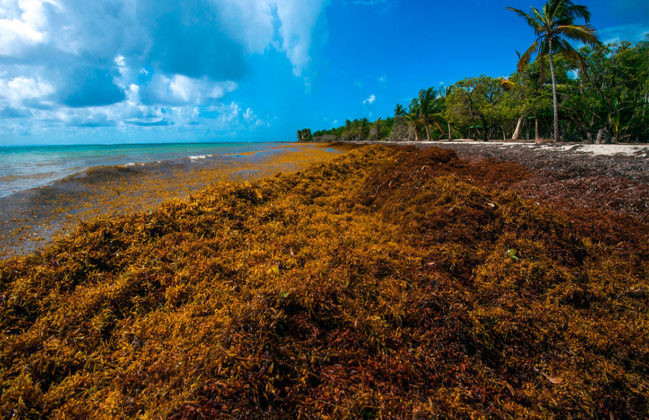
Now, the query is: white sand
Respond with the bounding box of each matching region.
[350,140,649,158]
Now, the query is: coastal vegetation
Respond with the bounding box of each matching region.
[1,145,648,417]
[507,0,601,142]
[300,2,648,143]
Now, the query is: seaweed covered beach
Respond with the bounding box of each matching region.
[1,145,648,418]
[0,143,348,257]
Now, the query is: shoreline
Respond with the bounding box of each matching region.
[3,140,648,257]
[0,143,348,257]
[0,142,306,199]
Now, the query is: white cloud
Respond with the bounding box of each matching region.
[363,94,376,105]
[0,18,44,54]
[599,23,649,44]
[0,0,328,135]
[0,75,55,103]
[218,0,275,54]
[273,0,326,76]
[143,74,237,105]
[242,106,268,127]
[0,0,56,55]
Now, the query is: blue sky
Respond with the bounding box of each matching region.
[0,0,647,145]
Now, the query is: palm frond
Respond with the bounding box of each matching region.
[556,24,601,47]
[557,38,587,71]
[506,7,541,32]
[518,40,540,71]
[531,7,548,33]
[562,2,591,23]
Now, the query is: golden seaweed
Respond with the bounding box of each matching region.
[0,145,647,418]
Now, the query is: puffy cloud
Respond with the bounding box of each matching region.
[0,75,55,103]
[139,74,238,106]
[243,106,267,127]
[0,0,328,133]
[363,94,376,105]
[274,0,326,76]
[0,0,53,55]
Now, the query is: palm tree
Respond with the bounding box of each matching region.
[507,0,601,142]
[418,88,435,140]
[404,99,421,141]
[440,86,453,141]
[394,104,407,119]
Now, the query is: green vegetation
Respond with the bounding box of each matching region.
[508,0,602,142]
[299,1,648,143]
[1,145,648,417]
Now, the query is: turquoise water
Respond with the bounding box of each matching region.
[0,142,288,198]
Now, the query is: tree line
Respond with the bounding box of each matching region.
[299,1,648,143]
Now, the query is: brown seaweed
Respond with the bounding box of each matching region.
[0,145,647,418]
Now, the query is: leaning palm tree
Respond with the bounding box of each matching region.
[507,0,601,142]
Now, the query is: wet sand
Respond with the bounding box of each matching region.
[0,143,348,257]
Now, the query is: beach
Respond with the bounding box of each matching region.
[427,141,649,223]
[0,142,349,256]
[2,0,647,416]
[1,144,647,418]
[2,141,648,257]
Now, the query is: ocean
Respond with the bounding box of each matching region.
[0,142,290,198]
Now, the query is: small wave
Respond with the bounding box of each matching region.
[0,148,248,198]
[189,154,213,161]
[118,162,146,168]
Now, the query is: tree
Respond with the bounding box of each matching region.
[418,88,435,140]
[403,99,421,141]
[439,87,454,140]
[297,128,313,142]
[390,104,413,141]
[507,0,601,141]
[419,87,447,140]
[445,76,505,141]
[394,104,407,118]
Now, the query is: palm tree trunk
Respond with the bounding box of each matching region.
[425,123,431,141]
[512,115,525,140]
[548,42,560,142]
[447,122,452,141]
[534,115,540,141]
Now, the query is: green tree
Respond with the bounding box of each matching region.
[508,0,601,141]
[403,99,421,141]
[394,104,407,118]
[445,76,505,141]
[418,88,435,140]
[297,128,313,142]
